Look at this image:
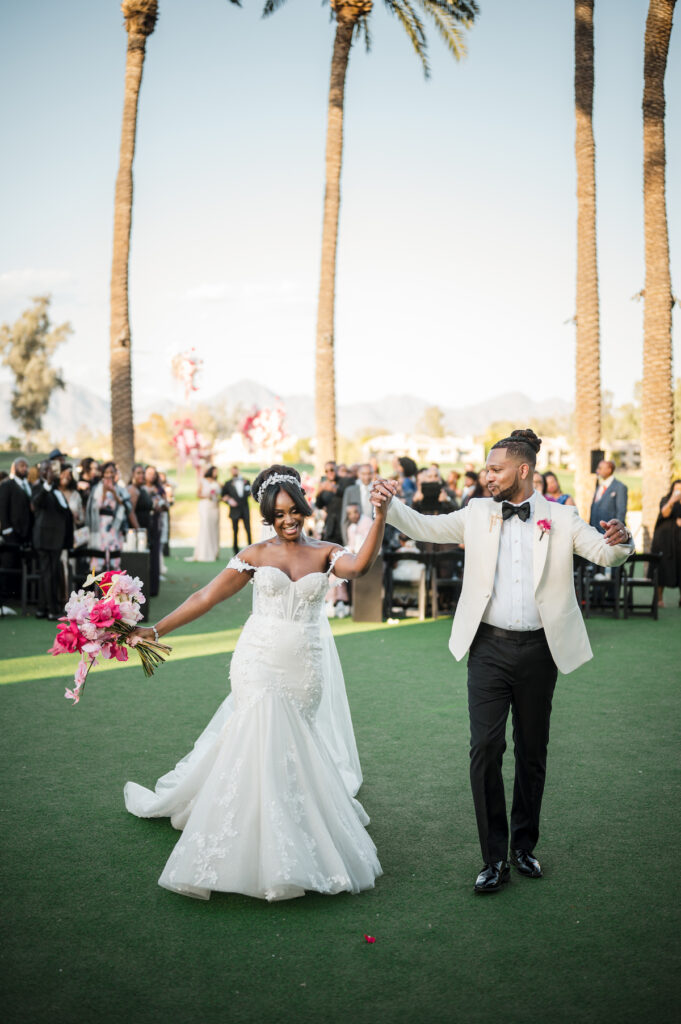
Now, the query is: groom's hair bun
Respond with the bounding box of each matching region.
[252,464,313,526]
[490,428,542,467]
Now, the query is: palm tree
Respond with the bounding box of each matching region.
[573,0,601,519]
[641,0,676,548]
[109,1,159,481]
[262,1,479,473]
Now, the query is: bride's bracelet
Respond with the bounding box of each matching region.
[152,625,160,643]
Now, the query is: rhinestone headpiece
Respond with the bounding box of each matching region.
[256,473,300,504]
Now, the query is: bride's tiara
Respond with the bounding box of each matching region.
[256,473,301,504]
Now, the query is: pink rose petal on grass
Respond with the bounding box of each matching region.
[364,935,376,944]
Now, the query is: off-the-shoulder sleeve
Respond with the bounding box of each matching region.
[327,546,351,582]
[227,555,258,574]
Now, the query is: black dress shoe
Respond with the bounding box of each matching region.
[34,610,47,619]
[474,861,510,893]
[511,849,543,878]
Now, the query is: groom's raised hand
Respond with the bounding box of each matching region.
[370,478,398,513]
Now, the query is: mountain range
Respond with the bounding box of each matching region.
[0,378,572,445]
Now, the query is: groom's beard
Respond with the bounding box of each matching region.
[492,472,522,504]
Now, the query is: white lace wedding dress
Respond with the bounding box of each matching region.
[124,552,382,901]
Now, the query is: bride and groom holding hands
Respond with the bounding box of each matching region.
[126,428,633,900]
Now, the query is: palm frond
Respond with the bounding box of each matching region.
[385,0,430,77]
[357,13,373,53]
[262,0,288,17]
[415,0,478,61]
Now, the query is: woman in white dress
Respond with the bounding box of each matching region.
[193,465,220,561]
[125,465,388,901]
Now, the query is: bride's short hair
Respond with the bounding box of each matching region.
[252,464,313,526]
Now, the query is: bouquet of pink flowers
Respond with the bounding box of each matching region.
[49,569,172,704]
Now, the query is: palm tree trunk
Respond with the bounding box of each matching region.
[314,15,356,476]
[573,0,601,519]
[110,7,155,481]
[641,0,676,549]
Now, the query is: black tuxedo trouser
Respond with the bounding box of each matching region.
[37,548,63,615]
[467,626,558,862]
[230,513,251,553]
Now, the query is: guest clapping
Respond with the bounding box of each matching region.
[651,479,681,607]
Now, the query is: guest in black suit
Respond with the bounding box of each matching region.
[0,458,34,598]
[32,461,74,620]
[221,465,252,555]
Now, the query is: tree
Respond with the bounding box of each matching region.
[109,1,159,481]
[417,405,446,437]
[0,295,71,443]
[262,1,479,474]
[641,0,677,548]
[573,0,601,519]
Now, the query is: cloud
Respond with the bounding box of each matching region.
[0,268,74,299]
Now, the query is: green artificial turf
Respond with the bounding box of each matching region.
[1,550,680,1024]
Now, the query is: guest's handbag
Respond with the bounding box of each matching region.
[73,526,90,548]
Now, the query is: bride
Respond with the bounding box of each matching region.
[125,465,387,901]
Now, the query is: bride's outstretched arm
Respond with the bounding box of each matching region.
[130,566,253,641]
[332,492,389,580]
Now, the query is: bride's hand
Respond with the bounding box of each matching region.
[128,626,159,645]
[370,478,396,514]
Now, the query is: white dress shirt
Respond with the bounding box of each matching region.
[358,482,373,518]
[482,490,542,632]
[233,477,245,499]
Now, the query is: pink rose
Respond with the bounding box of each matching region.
[90,599,123,628]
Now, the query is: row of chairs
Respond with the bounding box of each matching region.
[0,546,150,621]
[383,545,662,621]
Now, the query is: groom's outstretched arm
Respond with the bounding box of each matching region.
[372,479,466,544]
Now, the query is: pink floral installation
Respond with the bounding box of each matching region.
[49,569,171,705]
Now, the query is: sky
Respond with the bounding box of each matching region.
[0,0,679,417]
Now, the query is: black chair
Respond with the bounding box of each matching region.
[430,547,465,620]
[620,552,662,619]
[580,562,623,618]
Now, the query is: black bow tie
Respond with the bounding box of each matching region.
[501,501,531,522]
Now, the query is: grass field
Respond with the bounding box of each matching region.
[2,550,680,1024]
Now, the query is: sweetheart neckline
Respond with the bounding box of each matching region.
[253,565,330,584]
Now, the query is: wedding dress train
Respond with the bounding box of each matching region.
[124,554,382,901]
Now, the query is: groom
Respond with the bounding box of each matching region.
[372,429,634,894]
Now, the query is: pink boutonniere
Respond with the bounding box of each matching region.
[537,519,551,541]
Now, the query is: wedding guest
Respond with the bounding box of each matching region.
[395,457,417,506]
[143,465,168,592]
[651,479,681,607]
[32,460,73,620]
[445,470,461,503]
[533,471,547,495]
[76,458,100,507]
[194,466,221,563]
[0,457,33,547]
[0,471,7,484]
[59,467,84,527]
[0,458,33,599]
[221,464,252,555]
[543,471,575,507]
[590,460,627,533]
[315,462,344,545]
[461,471,486,507]
[86,461,137,571]
[341,463,374,542]
[158,471,175,558]
[345,502,372,554]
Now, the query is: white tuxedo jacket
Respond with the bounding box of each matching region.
[386,493,633,674]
